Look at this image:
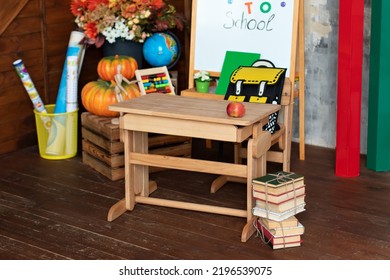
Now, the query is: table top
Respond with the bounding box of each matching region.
[109,93,280,126]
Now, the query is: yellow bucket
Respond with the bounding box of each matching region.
[34,104,78,160]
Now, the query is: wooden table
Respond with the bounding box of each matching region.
[107,93,280,242]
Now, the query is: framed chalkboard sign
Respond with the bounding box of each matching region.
[188,0,300,87]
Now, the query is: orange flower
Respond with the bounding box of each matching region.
[151,0,164,9]
[87,0,109,11]
[70,0,88,16]
[84,22,99,40]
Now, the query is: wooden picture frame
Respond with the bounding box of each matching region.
[135,66,175,95]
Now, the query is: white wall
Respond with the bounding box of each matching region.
[292,0,371,154]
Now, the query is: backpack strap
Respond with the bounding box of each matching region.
[258,81,267,96]
[252,59,275,68]
[235,80,243,95]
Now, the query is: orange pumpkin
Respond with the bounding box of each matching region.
[81,80,140,117]
[97,55,138,82]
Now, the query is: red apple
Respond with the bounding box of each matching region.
[226,101,246,118]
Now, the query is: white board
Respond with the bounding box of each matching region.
[192,0,298,78]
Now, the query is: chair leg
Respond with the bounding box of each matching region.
[282,150,291,172]
[278,132,285,150]
[234,143,242,164]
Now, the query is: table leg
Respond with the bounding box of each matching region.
[107,130,150,222]
[107,180,158,222]
[132,131,150,197]
[125,130,150,208]
[107,199,126,222]
[125,130,136,210]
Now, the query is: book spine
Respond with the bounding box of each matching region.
[253,171,304,186]
[272,240,303,249]
[252,178,304,188]
[252,204,306,221]
[259,216,299,229]
[253,185,305,197]
[255,198,306,213]
[256,220,301,245]
[255,194,306,206]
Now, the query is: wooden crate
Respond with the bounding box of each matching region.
[81,112,192,181]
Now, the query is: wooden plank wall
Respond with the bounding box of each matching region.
[0,0,190,156]
[45,0,102,104]
[0,0,45,155]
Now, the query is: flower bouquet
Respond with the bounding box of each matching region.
[70,0,185,47]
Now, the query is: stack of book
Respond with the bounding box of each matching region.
[256,216,304,249]
[252,171,306,249]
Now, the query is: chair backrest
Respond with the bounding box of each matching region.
[280,78,293,106]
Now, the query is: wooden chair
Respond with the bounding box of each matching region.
[210,78,293,193]
[259,78,293,171]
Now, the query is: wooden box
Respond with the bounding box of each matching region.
[81,112,192,181]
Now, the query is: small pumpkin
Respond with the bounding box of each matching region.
[81,80,140,117]
[97,54,138,82]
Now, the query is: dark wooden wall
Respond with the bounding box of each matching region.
[0,0,191,156]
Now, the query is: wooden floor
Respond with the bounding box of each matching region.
[0,142,389,260]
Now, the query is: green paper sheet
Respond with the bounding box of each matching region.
[215,51,261,95]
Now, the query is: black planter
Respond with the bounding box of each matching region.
[102,39,144,68]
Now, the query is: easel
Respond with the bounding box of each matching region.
[186,0,306,160]
[297,0,305,160]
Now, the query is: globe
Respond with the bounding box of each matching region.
[143,32,180,69]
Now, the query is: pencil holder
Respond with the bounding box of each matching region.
[34,104,78,160]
